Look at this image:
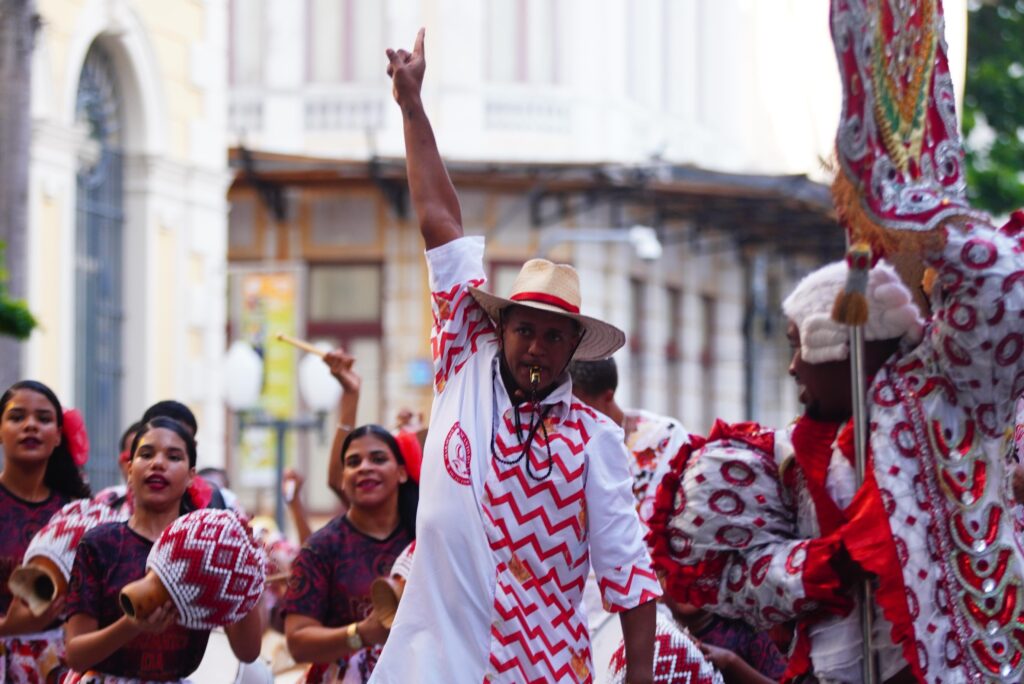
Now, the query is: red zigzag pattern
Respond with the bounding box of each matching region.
[484,405,661,682]
[148,510,265,630]
[431,278,493,392]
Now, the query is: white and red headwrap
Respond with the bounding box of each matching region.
[783,258,924,364]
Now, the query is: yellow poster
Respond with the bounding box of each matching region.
[238,272,297,487]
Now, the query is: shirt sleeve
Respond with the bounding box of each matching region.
[425,236,496,394]
[653,437,851,630]
[65,535,101,620]
[281,545,332,625]
[585,427,662,612]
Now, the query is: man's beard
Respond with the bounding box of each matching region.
[803,399,824,421]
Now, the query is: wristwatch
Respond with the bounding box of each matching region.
[346,622,364,650]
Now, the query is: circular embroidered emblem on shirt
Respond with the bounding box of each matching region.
[443,422,472,485]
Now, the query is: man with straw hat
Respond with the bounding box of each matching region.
[647,1,1024,682]
[370,29,660,684]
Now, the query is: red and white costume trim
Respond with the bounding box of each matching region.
[371,237,661,683]
[623,410,691,526]
[63,672,191,684]
[606,610,722,684]
[651,223,1024,682]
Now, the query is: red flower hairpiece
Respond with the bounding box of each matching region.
[394,430,422,484]
[62,409,90,467]
[188,474,214,509]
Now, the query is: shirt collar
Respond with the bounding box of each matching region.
[491,353,574,418]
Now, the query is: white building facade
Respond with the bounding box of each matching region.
[23,0,231,486]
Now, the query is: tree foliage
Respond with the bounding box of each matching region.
[962,0,1024,216]
[0,242,36,340]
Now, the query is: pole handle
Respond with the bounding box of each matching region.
[275,332,325,358]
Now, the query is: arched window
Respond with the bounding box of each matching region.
[75,43,124,489]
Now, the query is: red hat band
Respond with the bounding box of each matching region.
[509,291,580,314]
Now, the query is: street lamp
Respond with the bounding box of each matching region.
[223,340,339,531]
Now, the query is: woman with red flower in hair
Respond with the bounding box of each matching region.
[0,379,91,682]
[283,424,418,683]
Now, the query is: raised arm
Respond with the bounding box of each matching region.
[324,347,360,501]
[283,468,314,545]
[224,594,265,663]
[386,29,462,250]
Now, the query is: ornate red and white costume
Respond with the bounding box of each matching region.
[371,237,661,684]
[652,221,1024,684]
[623,410,691,526]
[649,0,1024,678]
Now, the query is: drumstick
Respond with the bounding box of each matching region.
[275,332,325,358]
[266,572,291,585]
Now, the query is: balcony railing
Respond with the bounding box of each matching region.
[483,88,571,133]
[304,88,384,131]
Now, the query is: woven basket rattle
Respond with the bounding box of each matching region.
[120,508,266,630]
[9,499,125,615]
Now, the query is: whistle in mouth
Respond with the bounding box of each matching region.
[529,366,541,387]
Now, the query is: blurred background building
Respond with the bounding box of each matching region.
[9,0,967,513]
[17,0,229,488]
[223,0,965,513]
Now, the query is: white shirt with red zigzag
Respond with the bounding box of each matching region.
[371,237,661,684]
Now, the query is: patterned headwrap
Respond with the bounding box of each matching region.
[784,258,923,363]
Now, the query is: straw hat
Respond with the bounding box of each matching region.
[469,258,624,361]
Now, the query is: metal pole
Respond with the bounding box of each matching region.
[274,420,287,532]
[850,305,877,684]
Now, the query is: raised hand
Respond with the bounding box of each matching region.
[282,467,305,503]
[323,348,361,395]
[385,26,462,249]
[386,28,426,106]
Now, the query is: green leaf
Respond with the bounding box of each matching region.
[0,241,38,339]
[0,299,37,340]
[963,1,1024,215]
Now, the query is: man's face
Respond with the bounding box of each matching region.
[500,306,581,393]
[786,320,852,421]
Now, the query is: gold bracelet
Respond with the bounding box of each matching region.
[345,621,363,650]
